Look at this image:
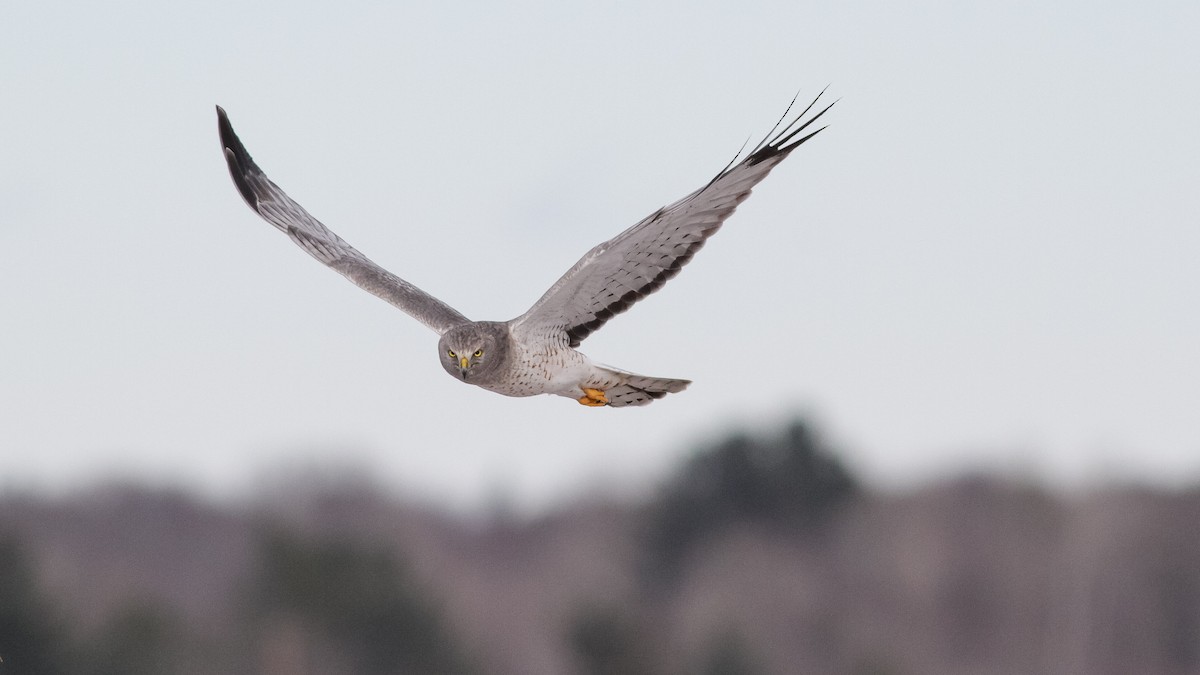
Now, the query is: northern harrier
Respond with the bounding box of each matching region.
[216,93,831,407]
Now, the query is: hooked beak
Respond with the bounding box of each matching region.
[459,356,470,379]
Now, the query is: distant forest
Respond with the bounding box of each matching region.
[2,419,1198,675]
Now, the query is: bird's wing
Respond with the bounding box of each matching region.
[511,91,833,347]
[216,107,470,335]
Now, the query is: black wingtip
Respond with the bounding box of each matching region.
[744,90,836,166]
[215,105,233,143]
[214,106,261,209]
[215,105,244,159]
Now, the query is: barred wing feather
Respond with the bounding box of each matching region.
[512,92,833,347]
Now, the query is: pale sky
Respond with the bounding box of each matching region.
[3,0,1198,512]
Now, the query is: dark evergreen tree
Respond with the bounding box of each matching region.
[0,535,74,674]
[642,419,858,582]
[249,529,470,674]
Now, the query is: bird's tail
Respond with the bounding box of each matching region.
[595,365,691,407]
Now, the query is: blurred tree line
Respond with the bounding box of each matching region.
[0,529,470,675]
[2,417,1199,675]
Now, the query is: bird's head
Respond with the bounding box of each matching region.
[437,322,508,382]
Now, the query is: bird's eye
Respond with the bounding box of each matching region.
[474,349,484,358]
[447,350,456,358]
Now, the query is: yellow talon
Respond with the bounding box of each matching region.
[577,387,608,407]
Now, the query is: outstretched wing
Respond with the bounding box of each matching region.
[510,91,833,347]
[216,107,469,335]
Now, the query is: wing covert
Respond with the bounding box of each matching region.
[216,107,469,335]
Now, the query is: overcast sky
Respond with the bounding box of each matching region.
[3,0,1197,512]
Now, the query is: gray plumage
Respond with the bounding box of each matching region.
[216,93,832,407]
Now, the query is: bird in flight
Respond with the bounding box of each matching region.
[217,93,831,407]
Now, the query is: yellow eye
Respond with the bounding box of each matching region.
[447,350,456,358]
[474,349,484,357]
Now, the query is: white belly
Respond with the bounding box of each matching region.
[474,343,610,399]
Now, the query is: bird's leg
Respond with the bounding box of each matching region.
[577,387,608,407]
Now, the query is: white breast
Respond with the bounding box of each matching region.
[475,336,594,399]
